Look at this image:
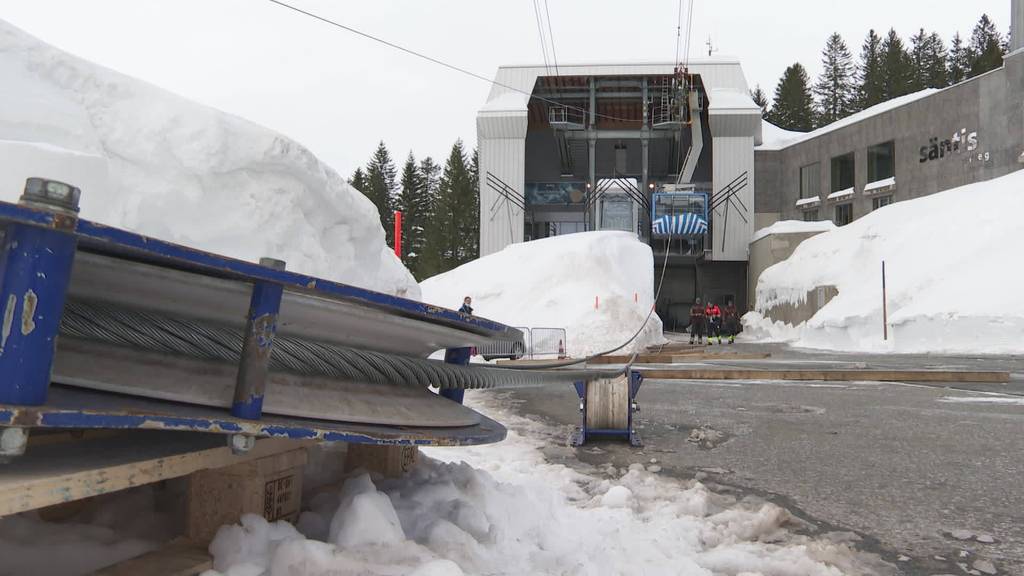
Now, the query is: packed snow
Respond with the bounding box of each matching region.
[200,393,884,576]
[751,220,836,243]
[419,231,665,357]
[0,19,417,297]
[756,89,939,151]
[744,168,1024,354]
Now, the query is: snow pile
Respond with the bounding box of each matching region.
[751,220,836,243]
[756,89,939,151]
[745,169,1024,354]
[0,20,417,297]
[204,394,883,576]
[419,232,665,357]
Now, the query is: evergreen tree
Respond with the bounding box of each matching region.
[948,32,970,84]
[364,141,398,246]
[857,29,885,108]
[427,140,475,272]
[348,167,368,194]
[750,85,769,118]
[923,32,949,88]
[765,63,815,131]
[397,152,432,279]
[466,147,480,260]
[880,28,914,99]
[417,156,442,278]
[968,14,1005,77]
[813,32,857,126]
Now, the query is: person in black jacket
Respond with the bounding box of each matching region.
[459,296,473,315]
[688,298,706,344]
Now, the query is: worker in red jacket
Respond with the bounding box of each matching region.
[688,297,706,345]
[705,301,722,345]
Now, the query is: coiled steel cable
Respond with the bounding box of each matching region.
[59,300,619,390]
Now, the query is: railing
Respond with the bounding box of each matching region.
[475,327,568,360]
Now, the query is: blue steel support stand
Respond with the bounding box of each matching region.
[440,347,472,404]
[571,370,644,447]
[229,257,285,453]
[0,179,80,458]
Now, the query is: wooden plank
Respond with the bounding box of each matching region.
[589,352,771,364]
[92,538,212,576]
[0,431,314,517]
[585,377,629,430]
[640,369,1010,383]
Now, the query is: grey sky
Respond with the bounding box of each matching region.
[0,0,1011,178]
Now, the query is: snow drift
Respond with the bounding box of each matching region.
[0,19,417,297]
[419,232,665,357]
[745,168,1024,354]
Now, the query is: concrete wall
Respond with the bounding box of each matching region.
[747,230,830,310]
[756,52,1024,224]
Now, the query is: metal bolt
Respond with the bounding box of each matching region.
[0,427,29,458]
[228,433,255,455]
[20,178,81,214]
[258,257,286,271]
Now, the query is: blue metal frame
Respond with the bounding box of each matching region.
[571,370,644,447]
[0,199,518,446]
[0,219,78,406]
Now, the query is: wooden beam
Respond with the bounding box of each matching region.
[639,369,1010,383]
[0,431,314,517]
[588,352,771,364]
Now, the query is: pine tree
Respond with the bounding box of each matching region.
[922,32,948,88]
[397,152,432,279]
[427,140,474,273]
[364,141,398,246]
[968,14,1004,77]
[466,147,480,260]
[909,28,928,91]
[813,32,857,126]
[880,28,914,99]
[948,32,970,84]
[750,85,769,118]
[348,167,368,194]
[417,156,442,278]
[857,29,885,108]
[765,63,815,131]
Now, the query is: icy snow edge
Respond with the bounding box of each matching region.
[0,19,418,298]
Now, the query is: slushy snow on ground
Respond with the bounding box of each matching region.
[0,19,417,297]
[419,231,665,357]
[201,392,884,576]
[744,168,1024,354]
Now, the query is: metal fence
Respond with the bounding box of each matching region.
[475,327,567,360]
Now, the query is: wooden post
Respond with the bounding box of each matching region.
[882,260,888,341]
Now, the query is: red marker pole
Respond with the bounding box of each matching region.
[393,210,402,259]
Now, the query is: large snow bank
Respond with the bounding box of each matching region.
[419,232,665,357]
[751,220,836,243]
[203,394,883,575]
[745,169,1024,354]
[0,20,417,297]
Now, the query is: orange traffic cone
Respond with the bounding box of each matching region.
[558,339,566,359]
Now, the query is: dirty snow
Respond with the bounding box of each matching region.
[744,168,1024,355]
[202,393,886,576]
[419,231,665,357]
[0,19,417,297]
[937,396,1024,406]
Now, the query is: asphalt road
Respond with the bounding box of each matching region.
[502,342,1024,576]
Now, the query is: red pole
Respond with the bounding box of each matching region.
[393,210,402,259]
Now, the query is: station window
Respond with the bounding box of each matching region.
[835,203,853,226]
[867,141,895,182]
[872,195,893,210]
[802,209,819,221]
[799,162,820,198]
[830,152,855,192]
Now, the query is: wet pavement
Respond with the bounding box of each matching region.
[500,342,1024,575]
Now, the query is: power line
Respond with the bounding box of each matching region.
[674,0,683,66]
[683,0,695,68]
[530,0,550,74]
[266,0,638,123]
[543,0,559,76]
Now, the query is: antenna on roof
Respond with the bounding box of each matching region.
[705,36,717,57]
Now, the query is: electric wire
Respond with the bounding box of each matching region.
[265,0,638,123]
[543,0,559,76]
[531,0,551,75]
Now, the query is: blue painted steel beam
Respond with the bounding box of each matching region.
[231,258,286,420]
[440,347,472,404]
[0,221,78,406]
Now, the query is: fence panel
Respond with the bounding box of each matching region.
[530,327,567,358]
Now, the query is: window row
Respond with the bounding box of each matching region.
[799,141,895,198]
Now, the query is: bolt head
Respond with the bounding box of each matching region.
[0,427,28,457]
[21,178,81,213]
[228,434,256,455]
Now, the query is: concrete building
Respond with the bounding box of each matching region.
[477,0,1024,328]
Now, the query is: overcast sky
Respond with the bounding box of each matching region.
[0,0,1011,178]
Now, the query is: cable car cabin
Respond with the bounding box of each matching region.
[650,190,709,255]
